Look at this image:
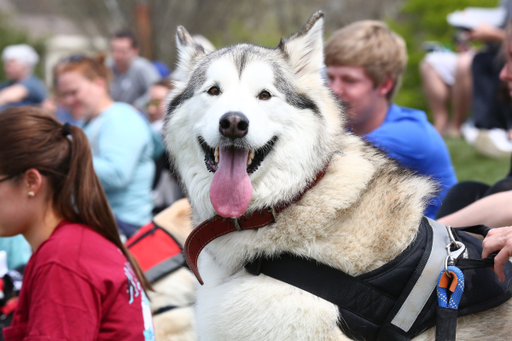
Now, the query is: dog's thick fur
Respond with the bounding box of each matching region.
[164,12,512,341]
[145,199,197,341]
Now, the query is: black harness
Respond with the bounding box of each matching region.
[245,217,512,341]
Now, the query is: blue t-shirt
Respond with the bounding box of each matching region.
[364,104,458,218]
[83,102,155,226]
[0,235,32,270]
[0,75,46,110]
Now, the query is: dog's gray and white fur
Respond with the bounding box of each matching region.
[164,11,512,341]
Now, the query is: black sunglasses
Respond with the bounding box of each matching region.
[60,54,101,67]
[60,54,87,63]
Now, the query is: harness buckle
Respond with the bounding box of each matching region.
[446,225,458,247]
[444,240,465,277]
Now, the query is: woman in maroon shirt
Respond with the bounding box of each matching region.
[0,106,155,340]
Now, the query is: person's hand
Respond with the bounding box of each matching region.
[41,98,57,116]
[482,226,512,282]
[467,23,505,43]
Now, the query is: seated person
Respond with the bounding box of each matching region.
[147,79,183,213]
[325,20,458,218]
[54,55,157,238]
[147,79,170,134]
[109,31,161,110]
[439,23,512,283]
[438,19,512,226]
[469,24,509,135]
[420,33,474,137]
[463,1,512,156]
[0,44,46,110]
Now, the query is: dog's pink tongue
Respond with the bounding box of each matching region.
[210,147,252,218]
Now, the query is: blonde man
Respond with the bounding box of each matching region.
[325,20,457,218]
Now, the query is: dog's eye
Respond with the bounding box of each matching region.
[258,90,271,100]
[207,86,221,96]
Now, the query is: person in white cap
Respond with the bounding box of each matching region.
[0,44,46,110]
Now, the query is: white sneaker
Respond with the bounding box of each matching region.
[461,121,480,145]
[474,128,512,158]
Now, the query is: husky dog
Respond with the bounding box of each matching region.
[164,11,512,341]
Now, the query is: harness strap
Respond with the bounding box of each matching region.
[126,222,186,283]
[435,307,457,341]
[455,224,492,237]
[457,256,495,270]
[245,254,396,327]
[452,224,496,271]
[389,218,448,333]
[145,253,186,283]
[152,305,179,316]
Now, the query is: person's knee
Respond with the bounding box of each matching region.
[487,179,512,196]
[420,59,432,77]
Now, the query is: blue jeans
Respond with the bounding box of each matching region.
[115,217,140,239]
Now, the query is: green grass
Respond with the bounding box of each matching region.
[445,137,510,184]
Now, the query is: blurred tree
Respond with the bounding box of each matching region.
[55,0,405,67]
[0,11,46,81]
[388,0,498,115]
[53,0,501,121]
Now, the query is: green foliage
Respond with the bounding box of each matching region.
[387,0,497,115]
[209,18,283,49]
[385,1,511,185]
[0,12,46,81]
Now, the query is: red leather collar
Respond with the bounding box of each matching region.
[184,166,327,284]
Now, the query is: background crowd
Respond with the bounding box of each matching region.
[2,0,512,340]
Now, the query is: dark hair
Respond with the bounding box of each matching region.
[154,77,173,90]
[113,30,139,49]
[0,106,151,292]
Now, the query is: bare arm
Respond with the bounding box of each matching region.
[467,23,505,43]
[437,190,512,228]
[0,84,28,107]
[437,191,512,282]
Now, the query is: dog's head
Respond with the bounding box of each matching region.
[165,11,345,221]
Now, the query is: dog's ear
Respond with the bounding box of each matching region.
[175,26,206,79]
[278,11,324,80]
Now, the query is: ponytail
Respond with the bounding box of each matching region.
[0,106,151,292]
[62,125,152,292]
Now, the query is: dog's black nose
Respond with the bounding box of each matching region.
[219,112,249,139]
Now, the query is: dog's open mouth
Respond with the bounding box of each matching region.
[198,136,277,218]
[198,136,277,174]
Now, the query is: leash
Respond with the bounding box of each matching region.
[435,225,468,341]
[436,266,464,341]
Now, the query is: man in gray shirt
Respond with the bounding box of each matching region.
[109,31,161,110]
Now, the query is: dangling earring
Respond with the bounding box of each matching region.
[28,191,35,197]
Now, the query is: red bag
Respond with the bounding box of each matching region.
[126,221,185,283]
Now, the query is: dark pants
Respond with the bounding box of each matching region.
[472,46,512,130]
[115,217,140,239]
